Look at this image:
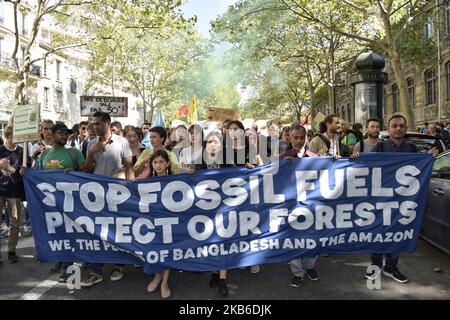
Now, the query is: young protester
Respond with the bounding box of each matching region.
[179,124,204,172]
[145,149,175,299]
[189,131,230,296]
[134,126,179,178]
[124,126,146,166]
[224,120,263,274]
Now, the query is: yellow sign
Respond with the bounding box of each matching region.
[13,104,41,143]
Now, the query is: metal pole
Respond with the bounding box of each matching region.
[332,84,336,115]
[436,0,442,123]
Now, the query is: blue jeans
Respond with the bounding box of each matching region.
[371,253,399,272]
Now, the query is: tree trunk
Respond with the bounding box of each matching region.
[149,97,156,123]
[387,49,415,126]
[381,6,415,127]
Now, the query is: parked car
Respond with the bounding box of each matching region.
[422,150,450,254]
[379,132,447,153]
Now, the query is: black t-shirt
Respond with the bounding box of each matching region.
[0,145,25,199]
[224,144,257,167]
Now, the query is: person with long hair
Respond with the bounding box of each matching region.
[188,131,229,296]
[133,126,179,178]
[179,124,204,172]
[146,149,174,299]
[224,120,263,275]
[123,126,146,166]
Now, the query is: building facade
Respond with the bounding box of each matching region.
[0,0,143,138]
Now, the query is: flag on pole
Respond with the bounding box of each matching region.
[178,104,189,123]
[189,95,197,125]
[302,113,311,126]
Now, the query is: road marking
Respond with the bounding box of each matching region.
[19,275,60,300]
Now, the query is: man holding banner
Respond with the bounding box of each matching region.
[363,114,438,283]
[37,123,85,282]
[81,111,134,287]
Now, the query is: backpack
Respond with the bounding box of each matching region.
[340,129,356,145]
[39,147,80,171]
[317,134,345,156]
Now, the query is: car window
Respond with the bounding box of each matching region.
[405,136,444,153]
[432,153,450,180]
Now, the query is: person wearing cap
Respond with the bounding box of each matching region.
[37,124,85,171]
[36,123,85,282]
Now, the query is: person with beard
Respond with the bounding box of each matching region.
[309,115,342,158]
[352,118,381,154]
[37,124,85,281]
[38,124,85,171]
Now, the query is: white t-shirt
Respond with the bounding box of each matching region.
[179,147,203,167]
[87,133,132,177]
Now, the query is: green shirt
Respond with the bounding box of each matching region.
[39,147,85,170]
[342,133,357,145]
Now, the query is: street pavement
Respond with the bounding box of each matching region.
[1,234,449,300]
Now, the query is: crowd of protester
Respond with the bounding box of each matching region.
[0,111,446,298]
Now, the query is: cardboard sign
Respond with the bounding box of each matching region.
[206,107,237,121]
[80,96,128,117]
[311,111,326,130]
[13,104,41,143]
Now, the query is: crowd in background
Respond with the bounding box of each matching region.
[0,112,447,298]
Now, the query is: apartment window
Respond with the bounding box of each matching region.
[56,60,61,81]
[407,77,415,108]
[44,87,49,110]
[41,30,49,41]
[20,46,25,65]
[43,58,47,77]
[0,0,5,25]
[424,17,433,39]
[0,36,3,63]
[446,3,450,36]
[392,84,399,113]
[21,13,28,36]
[341,106,346,121]
[425,69,436,105]
[447,62,450,100]
[56,89,63,112]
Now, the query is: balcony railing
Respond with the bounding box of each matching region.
[0,51,41,77]
[0,51,16,69]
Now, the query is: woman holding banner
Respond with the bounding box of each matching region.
[224,120,263,275]
[190,130,230,297]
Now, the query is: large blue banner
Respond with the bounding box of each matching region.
[24,153,434,274]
